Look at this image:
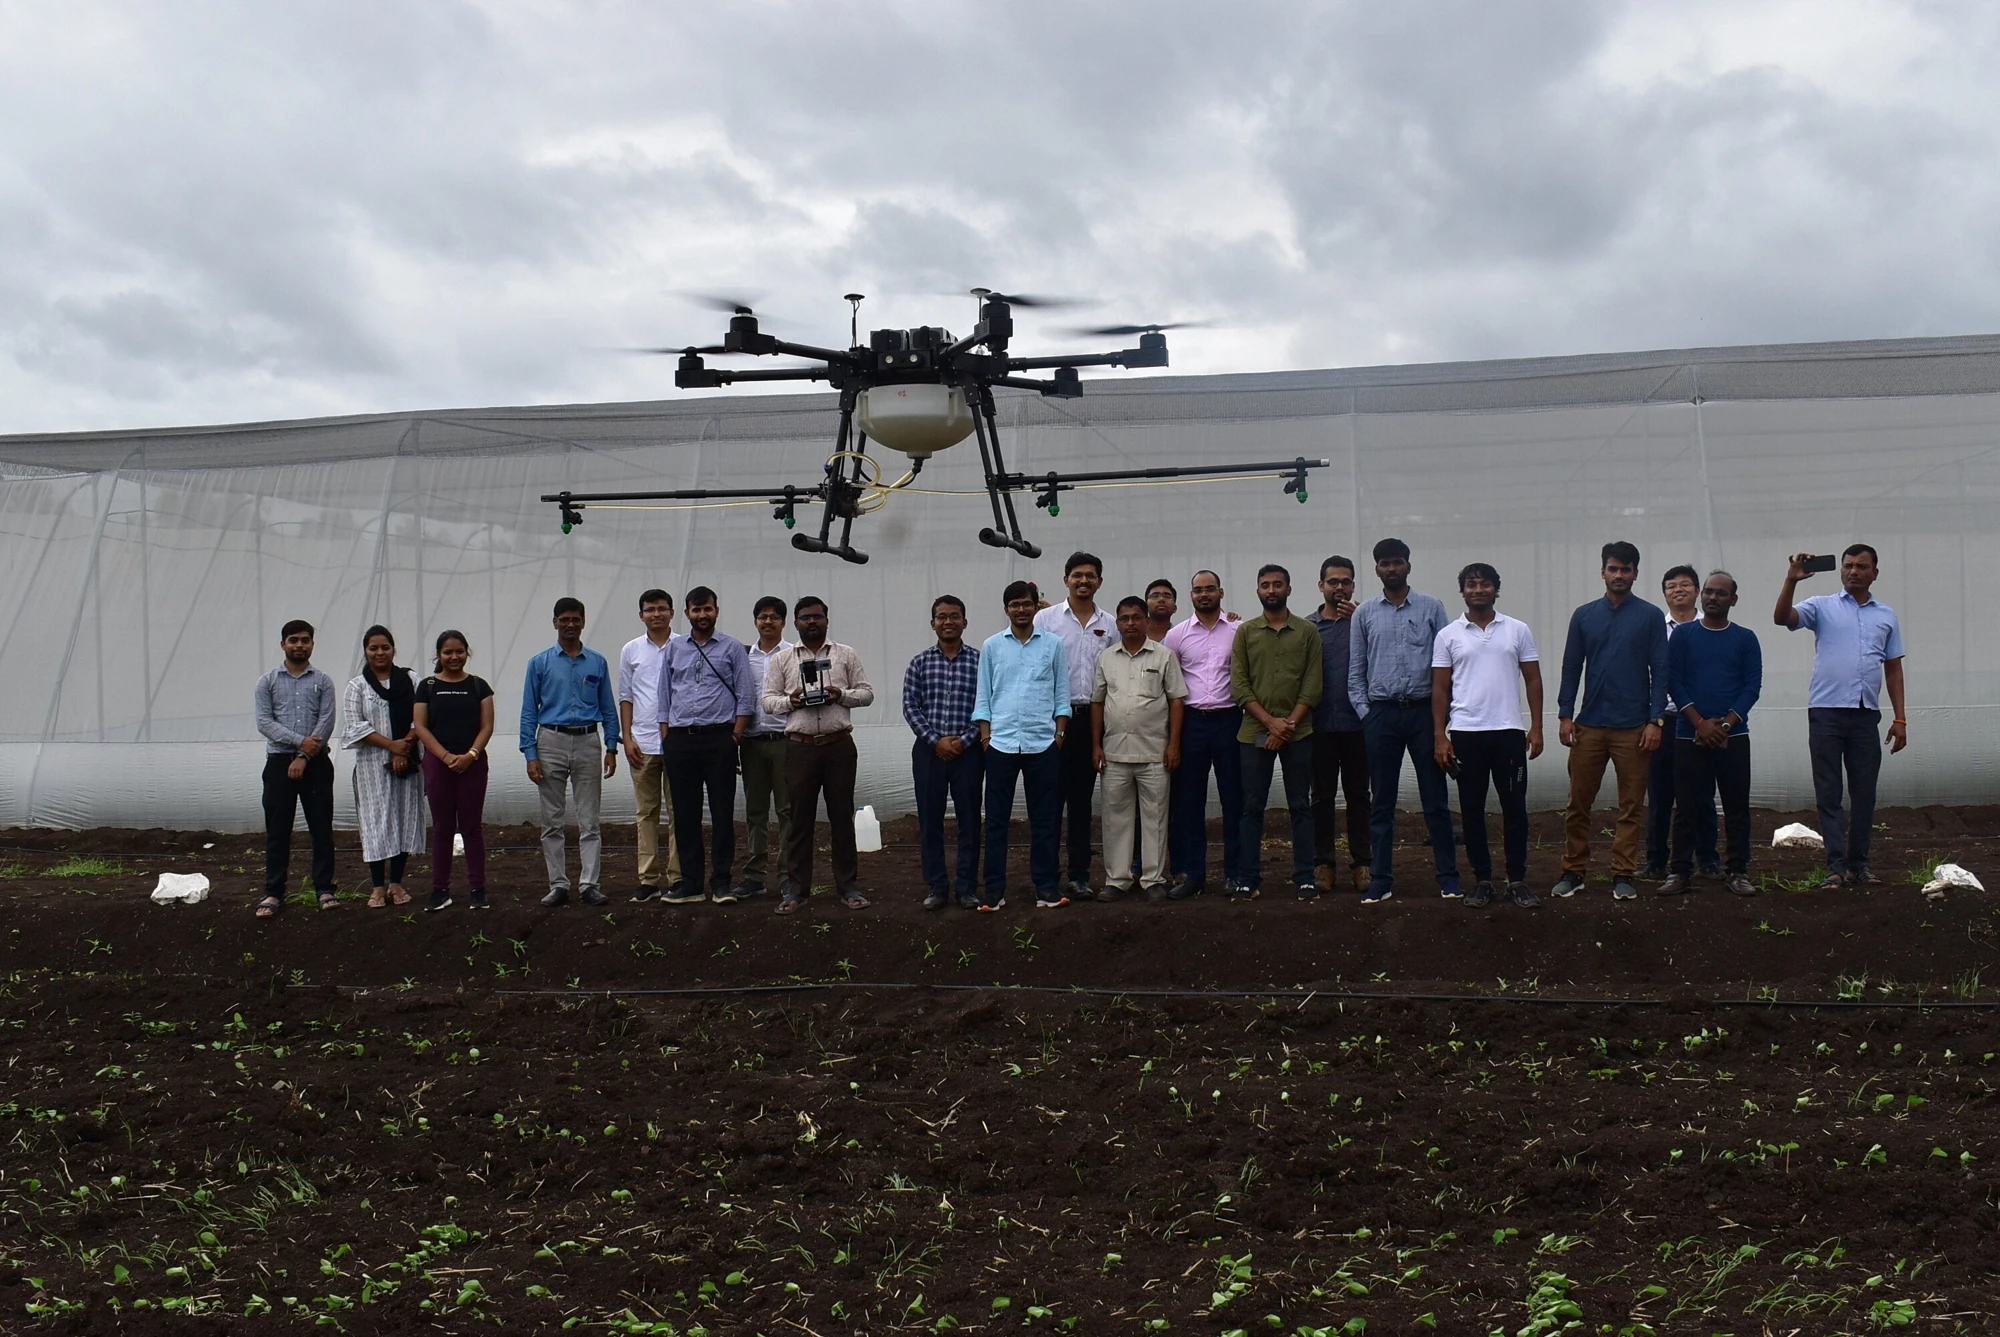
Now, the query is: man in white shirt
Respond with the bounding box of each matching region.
[1033,552,1117,900]
[736,595,795,899]
[1645,565,1717,879]
[618,589,682,901]
[1432,563,1544,909]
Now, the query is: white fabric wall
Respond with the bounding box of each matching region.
[1,339,1996,830]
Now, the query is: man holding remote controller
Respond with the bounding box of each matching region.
[762,596,876,914]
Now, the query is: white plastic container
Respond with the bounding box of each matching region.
[853,804,883,853]
[856,384,975,456]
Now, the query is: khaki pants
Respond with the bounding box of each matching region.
[631,752,682,888]
[1563,725,1649,876]
[738,733,792,890]
[1102,759,1169,892]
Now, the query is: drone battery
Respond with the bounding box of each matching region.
[857,383,975,457]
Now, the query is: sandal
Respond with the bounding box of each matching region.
[1814,873,1844,892]
[318,891,342,911]
[388,884,412,906]
[839,889,870,910]
[775,893,806,915]
[1850,867,1882,887]
[367,887,388,909]
[255,896,283,918]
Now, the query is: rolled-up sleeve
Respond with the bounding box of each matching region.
[254,674,299,749]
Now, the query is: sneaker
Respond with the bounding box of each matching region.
[631,885,661,903]
[1296,881,1319,901]
[1655,873,1692,897]
[539,887,569,907]
[1351,864,1372,893]
[579,887,608,907]
[1360,880,1393,904]
[1549,873,1584,900]
[1438,876,1464,900]
[729,883,764,901]
[710,886,742,906]
[1464,880,1493,909]
[468,888,490,910]
[1698,864,1724,882]
[662,885,706,905]
[1068,879,1096,903]
[1725,873,1757,897]
[956,892,983,910]
[1611,877,1639,901]
[1167,877,1205,901]
[1507,881,1540,908]
[1034,891,1070,909]
[977,896,1007,912]
[922,888,949,911]
[1637,864,1667,882]
[425,889,453,913]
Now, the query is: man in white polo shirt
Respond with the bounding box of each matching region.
[1432,562,1544,909]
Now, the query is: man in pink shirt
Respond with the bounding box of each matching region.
[1162,570,1248,898]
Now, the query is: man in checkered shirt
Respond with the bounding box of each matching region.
[903,594,983,910]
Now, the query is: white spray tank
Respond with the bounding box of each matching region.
[853,804,883,854]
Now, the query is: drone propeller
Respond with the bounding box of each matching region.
[962,288,1090,310]
[1060,320,1211,337]
[682,292,764,316]
[610,344,730,356]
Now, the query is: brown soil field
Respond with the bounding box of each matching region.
[3,806,1999,1334]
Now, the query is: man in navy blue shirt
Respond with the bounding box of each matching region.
[1554,541,1669,902]
[522,597,621,907]
[1658,572,1762,898]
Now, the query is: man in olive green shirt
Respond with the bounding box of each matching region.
[1229,563,1323,899]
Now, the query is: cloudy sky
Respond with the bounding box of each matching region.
[3,0,1996,433]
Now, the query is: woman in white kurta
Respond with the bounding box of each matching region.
[342,626,427,906]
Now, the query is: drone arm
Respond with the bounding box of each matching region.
[702,366,833,383]
[767,338,863,365]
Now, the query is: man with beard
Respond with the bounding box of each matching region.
[1034,552,1116,900]
[1308,555,1370,893]
[1660,572,1762,898]
[1349,538,1457,904]
[1163,571,1249,899]
[1230,565,1322,899]
[1432,563,1543,909]
[904,595,984,910]
[761,597,876,913]
[655,587,757,905]
[1144,578,1178,643]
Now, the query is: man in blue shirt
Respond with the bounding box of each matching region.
[521,597,621,907]
[904,594,983,910]
[1348,537,1456,904]
[1775,544,1908,888]
[973,580,1071,910]
[1308,556,1371,892]
[1658,572,1762,898]
[1554,541,1669,901]
[655,585,757,905]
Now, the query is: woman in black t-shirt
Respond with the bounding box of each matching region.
[413,630,496,911]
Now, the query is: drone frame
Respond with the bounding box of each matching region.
[543,293,1328,564]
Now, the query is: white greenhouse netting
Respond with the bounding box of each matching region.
[1,332,1997,831]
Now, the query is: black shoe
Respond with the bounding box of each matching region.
[1637,864,1667,882]
[579,887,608,907]
[922,888,949,911]
[539,887,568,907]
[1507,881,1540,908]
[1144,883,1170,903]
[468,888,490,910]
[1464,880,1493,909]
[956,892,983,910]
[425,889,453,913]
[1091,884,1122,904]
[1167,877,1205,901]
[710,885,742,906]
[1656,873,1692,896]
[1295,881,1318,901]
[1726,873,1757,897]
[1698,864,1724,882]
[1069,879,1097,903]
[1225,881,1260,901]
[662,884,706,905]
[632,885,661,903]
[730,882,765,901]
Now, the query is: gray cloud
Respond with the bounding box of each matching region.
[1,0,1996,431]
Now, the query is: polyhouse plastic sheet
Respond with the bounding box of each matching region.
[1,332,1997,831]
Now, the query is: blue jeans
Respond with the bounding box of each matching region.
[913,738,983,894]
[1171,707,1246,886]
[1809,707,1883,874]
[983,745,1061,902]
[1237,736,1316,888]
[1362,701,1458,886]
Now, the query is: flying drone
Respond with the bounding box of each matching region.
[543,290,1329,564]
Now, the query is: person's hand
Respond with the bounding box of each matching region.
[1888,718,1909,754]
[1527,724,1544,760]
[298,736,323,758]
[287,756,307,781]
[1693,717,1728,748]
[1092,746,1105,773]
[390,753,409,776]
[623,738,644,769]
[824,684,843,704]
[1266,716,1296,744]
[526,758,544,784]
[1559,719,1578,748]
[789,689,805,707]
[447,752,473,774]
[603,750,618,779]
[1263,732,1284,752]
[935,737,963,761]
[1434,735,1457,770]
[1639,722,1662,753]
[1054,729,1067,749]
[1164,742,1180,771]
[1786,552,1814,583]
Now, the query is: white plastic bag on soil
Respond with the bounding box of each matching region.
[1921,864,1983,899]
[150,872,210,904]
[1771,822,1824,849]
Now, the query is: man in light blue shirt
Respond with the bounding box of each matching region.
[521,597,621,907]
[1775,544,1908,887]
[973,580,1072,910]
[655,586,757,904]
[1347,537,1457,904]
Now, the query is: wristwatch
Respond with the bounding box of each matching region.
[1717,720,1733,735]
[1652,716,1670,730]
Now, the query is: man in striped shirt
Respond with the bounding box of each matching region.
[903,595,983,909]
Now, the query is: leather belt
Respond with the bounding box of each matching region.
[1372,697,1431,709]
[789,731,852,746]
[542,723,597,735]
[1187,705,1240,715]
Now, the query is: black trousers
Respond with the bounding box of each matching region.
[1311,728,1371,869]
[1055,703,1098,885]
[1673,735,1752,875]
[663,726,739,892]
[786,734,860,897]
[262,752,335,896]
[913,738,983,894]
[1808,707,1882,874]
[1451,728,1530,883]
[1647,735,1718,870]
